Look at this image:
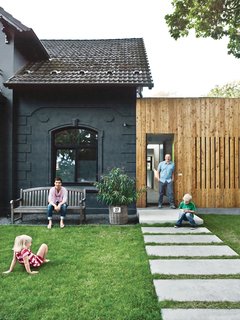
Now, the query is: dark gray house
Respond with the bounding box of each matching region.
[0,8,153,215]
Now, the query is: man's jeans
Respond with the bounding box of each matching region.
[158,180,174,206]
[47,203,68,220]
[176,212,197,226]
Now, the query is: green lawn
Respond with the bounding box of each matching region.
[0,224,160,320]
[1,215,240,319]
[200,214,240,254]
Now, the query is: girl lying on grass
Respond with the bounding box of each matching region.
[3,235,49,275]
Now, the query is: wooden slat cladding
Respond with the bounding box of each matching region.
[195,137,238,190]
[136,98,240,208]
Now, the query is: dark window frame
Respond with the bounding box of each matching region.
[51,126,102,186]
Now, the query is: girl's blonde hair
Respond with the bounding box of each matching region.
[183,193,192,202]
[12,235,32,252]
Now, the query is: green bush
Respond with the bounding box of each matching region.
[94,168,144,206]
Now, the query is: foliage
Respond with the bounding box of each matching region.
[207,80,240,97]
[94,168,145,206]
[0,225,160,320]
[56,149,75,181]
[55,128,98,147]
[165,0,240,58]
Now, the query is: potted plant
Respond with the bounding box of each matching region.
[94,167,144,224]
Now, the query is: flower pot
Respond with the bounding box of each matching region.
[109,205,128,225]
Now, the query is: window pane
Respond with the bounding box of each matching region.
[77,148,97,182]
[55,128,98,147]
[54,128,98,183]
[56,149,75,182]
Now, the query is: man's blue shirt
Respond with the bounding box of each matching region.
[157,161,175,183]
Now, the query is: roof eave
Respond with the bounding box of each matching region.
[4,82,154,89]
[0,11,49,60]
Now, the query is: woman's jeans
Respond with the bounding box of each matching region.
[176,212,197,226]
[47,203,68,220]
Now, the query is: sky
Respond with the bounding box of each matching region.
[0,0,240,97]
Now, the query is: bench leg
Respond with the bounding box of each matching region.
[11,212,23,224]
[79,207,86,224]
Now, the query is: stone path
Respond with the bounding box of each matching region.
[142,227,210,234]
[154,279,240,301]
[138,208,204,225]
[150,259,240,275]
[141,226,240,319]
[145,245,238,257]
[161,309,240,320]
[144,234,222,244]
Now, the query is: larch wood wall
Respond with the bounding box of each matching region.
[136,98,240,208]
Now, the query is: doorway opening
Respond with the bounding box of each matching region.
[147,134,174,206]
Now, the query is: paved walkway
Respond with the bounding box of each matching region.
[141,226,240,320]
[138,208,204,225]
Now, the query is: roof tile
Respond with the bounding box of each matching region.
[6,38,153,88]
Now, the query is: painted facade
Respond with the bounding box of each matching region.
[0,8,153,215]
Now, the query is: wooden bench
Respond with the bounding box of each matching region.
[10,187,86,224]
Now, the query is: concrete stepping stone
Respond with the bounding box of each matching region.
[154,279,240,301]
[161,308,240,320]
[146,245,238,257]
[141,227,211,234]
[144,234,222,244]
[149,259,240,275]
[137,208,203,225]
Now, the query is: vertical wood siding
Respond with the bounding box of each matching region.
[136,98,240,208]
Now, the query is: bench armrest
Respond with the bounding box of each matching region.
[10,198,22,206]
[79,197,86,223]
[10,198,23,224]
[79,198,86,205]
[79,189,86,206]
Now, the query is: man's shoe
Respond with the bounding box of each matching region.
[158,204,162,208]
[170,205,176,209]
[174,225,180,228]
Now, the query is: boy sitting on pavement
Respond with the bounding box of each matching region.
[174,193,198,229]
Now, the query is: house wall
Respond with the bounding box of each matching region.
[136,97,240,208]
[0,22,29,214]
[0,24,13,214]
[0,94,5,212]
[11,86,136,214]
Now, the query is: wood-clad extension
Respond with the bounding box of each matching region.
[136,98,240,208]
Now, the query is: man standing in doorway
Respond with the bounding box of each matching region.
[157,154,176,209]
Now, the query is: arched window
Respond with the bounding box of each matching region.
[53,127,98,184]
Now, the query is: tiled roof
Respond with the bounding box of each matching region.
[6,38,153,88]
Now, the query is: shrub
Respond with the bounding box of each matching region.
[94,168,144,206]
